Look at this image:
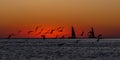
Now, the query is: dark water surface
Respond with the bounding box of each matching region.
[0,39,120,60]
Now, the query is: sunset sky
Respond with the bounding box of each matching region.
[0,0,120,38]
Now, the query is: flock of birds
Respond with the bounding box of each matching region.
[7,26,65,39]
[7,26,102,43]
[7,26,85,39]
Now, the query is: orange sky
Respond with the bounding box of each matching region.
[0,0,120,38]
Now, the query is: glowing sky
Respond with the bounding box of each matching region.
[0,0,120,38]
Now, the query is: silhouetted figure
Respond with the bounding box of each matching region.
[88,27,95,38]
[7,33,15,39]
[41,35,46,40]
[81,31,84,36]
[57,43,64,47]
[97,34,102,42]
[71,26,76,38]
[28,31,33,35]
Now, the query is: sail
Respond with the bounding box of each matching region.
[71,26,76,38]
[88,27,95,38]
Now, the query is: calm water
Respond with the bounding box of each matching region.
[0,39,120,60]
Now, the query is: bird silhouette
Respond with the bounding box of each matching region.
[50,29,55,34]
[36,28,44,35]
[56,27,62,30]
[45,30,50,34]
[56,26,64,32]
[7,33,15,39]
[28,31,34,35]
[35,26,39,32]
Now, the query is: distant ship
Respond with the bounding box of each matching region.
[88,27,95,38]
[68,26,76,39]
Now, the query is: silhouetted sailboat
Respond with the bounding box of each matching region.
[71,26,76,38]
[88,27,95,38]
